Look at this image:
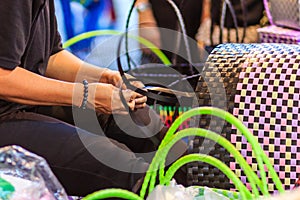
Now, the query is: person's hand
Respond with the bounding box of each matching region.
[102,69,145,88]
[87,83,147,114]
[101,69,124,89]
[125,73,146,89]
[101,70,147,110]
[87,83,133,115]
[122,74,148,110]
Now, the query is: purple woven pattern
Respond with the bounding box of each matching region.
[257,25,300,44]
[230,43,300,192]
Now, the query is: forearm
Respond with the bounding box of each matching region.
[0,67,83,107]
[46,50,114,84]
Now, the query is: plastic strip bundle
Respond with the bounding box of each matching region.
[81,107,284,200]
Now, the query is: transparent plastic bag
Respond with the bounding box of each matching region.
[146,180,231,200]
[194,187,230,200]
[0,145,68,200]
[146,180,195,200]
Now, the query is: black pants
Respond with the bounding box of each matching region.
[0,106,168,196]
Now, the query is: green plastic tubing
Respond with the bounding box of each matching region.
[140,107,284,198]
[142,128,258,198]
[165,107,284,193]
[157,128,262,197]
[163,154,251,200]
[82,188,143,200]
[62,30,172,65]
[81,106,285,199]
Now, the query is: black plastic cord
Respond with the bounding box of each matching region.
[117,34,179,104]
[117,0,205,115]
[124,0,137,72]
[210,4,215,46]
[240,0,247,43]
[220,0,239,43]
[219,0,226,44]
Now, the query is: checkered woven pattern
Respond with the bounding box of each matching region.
[269,0,300,30]
[232,43,300,192]
[257,25,300,44]
[187,44,253,189]
[189,43,300,192]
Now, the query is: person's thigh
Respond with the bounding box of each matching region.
[37,106,187,170]
[0,111,148,196]
[37,106,166,155]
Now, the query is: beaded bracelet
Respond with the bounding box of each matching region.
[80,79,88,109]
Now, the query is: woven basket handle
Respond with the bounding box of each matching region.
[263,0,274,25]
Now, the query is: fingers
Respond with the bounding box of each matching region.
[108,70,127,90]
[134,95,147,104]
[122,90,147,111]
[114,79,127,90]
[131,80,145,89]
[121,89,136,111]
[134,103,146,109]
[119,82,127,90]
[127,99,136,111]
[91,82,147,115]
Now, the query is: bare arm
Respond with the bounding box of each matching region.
[0,66,142,114]
[136,0,161,53]
[0,66,83,107]
[45,50,147,110]
[46,50,120,85]
[0,50,146,114]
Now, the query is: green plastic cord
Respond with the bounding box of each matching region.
[140,107,284,198]
[81,106,284,199]
[165,107,284,193]
[82,188,143,200]
[62,30,172,65]
[141,126,261,198]
[156,128,262,197]
[163,154,251,200]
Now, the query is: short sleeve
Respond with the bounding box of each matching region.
[51,16,64,55]
[0,1,32,69]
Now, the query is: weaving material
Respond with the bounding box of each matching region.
[188,43,300,192]
[257,25,300,44]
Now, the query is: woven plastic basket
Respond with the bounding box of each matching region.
[189,43,300,192]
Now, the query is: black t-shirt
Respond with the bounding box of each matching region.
[0,0,63,117]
